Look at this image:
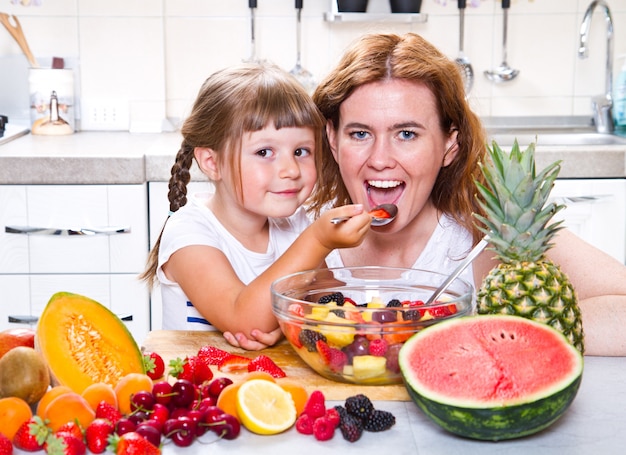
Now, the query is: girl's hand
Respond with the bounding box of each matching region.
[314,204,371,249]
[222,327,284,351]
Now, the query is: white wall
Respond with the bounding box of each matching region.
[1,0,625,132]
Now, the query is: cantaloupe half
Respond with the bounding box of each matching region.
[36,292,145,394]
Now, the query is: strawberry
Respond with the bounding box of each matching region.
[217,354,251,373]
[55,421,83,441]
[197,345,231,365]
[44,431,86,455]
[316,340,347,373]
[13,416,49,452]
[95,401,122,425]
[169,355,214,385]
[312,416,335,441]
[85,418,114,454]
[302,390,326,419]
[143,351,165,380]
[108,431,161,455]
[287,303,304,317]
[247,354,286,378]
[0,432,12,455]
[282,321,303,349]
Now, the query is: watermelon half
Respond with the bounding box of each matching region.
[399,315,583,441]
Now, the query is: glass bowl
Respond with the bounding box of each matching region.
[271,266,474,385]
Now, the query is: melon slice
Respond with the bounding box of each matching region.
[399,315,583,441]
[36,292,145,394]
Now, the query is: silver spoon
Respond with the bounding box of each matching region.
[455,0,474,94]
[425,235,489,304]
[330,204,398,227]
[289,0,316,93]
[484,0,519,83]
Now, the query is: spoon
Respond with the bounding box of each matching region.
[484,0,519,83]
[330,204,398,227]
[425,235,489,304]
[289,0,316,93]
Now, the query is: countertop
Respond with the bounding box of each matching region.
[1,132,625,184]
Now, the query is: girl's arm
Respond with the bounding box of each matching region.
[164,205,371,348]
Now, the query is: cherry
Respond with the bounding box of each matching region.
[208,377,233,399]
[115,417,137,436]
[135,422,162,447]
[170,407,189,420]
[210,413,240,440]
[152,381,174,406]
[200,405,226,425]
[127,410,149,426]
[165,417,196,447]
[139,418,163,433]
[187,409,207,436]
[131,390,156,412]
[171,379,197,409]
[149,403,170,425]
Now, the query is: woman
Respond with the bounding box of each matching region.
[307,32,626,356]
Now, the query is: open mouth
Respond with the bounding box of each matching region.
[366,180,404,207]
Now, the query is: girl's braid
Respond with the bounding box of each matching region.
[168,143,194,213]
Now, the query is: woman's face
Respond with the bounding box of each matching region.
[327,78,457,229]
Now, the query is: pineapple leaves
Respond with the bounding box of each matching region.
[473,139,566,262]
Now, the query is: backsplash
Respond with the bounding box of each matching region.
[0,0,625,132]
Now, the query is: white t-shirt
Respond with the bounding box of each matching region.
[157,192,311,330]
[325,213,476,287]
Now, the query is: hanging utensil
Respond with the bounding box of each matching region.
[425,236,489,305]
[245,0,259,62]
[289,0,316,93]
[0,13,39,68]
[484,0,519,83]
[455,0,473,94]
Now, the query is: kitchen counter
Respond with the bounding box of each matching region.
[0,132,625,184]
[138,331,626,454]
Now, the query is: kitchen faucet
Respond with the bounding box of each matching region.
[578,0,614,134]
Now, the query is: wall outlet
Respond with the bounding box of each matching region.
[81,100,129,131]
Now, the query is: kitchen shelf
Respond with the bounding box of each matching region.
[324,12,428,23]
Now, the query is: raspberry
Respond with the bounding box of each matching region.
[345,394,375,422]
[312,416,335,441]
[318,292,345,305]
[363,409,396,432]
[299,329,327,352]
[302,390,326,419]
[368,338,388,356]
[295,413,315,435]
[338,412,363,442]
[324,408,341,428]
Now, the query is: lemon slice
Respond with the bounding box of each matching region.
[236,378,297,435]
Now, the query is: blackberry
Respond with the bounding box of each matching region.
[338,412,363,442]
[363,409,396,432]
[330,309,346,318]
[318,292,345,305]
[403,309,422,321]
[345,394,374,422]
[299,329,327,352]
[386,299,402,307]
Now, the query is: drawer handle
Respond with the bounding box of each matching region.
[5,225,131,236]
[552,195,613,204]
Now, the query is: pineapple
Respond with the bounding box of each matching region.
[474,140,584,354]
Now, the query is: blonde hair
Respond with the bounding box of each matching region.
[141,62,325,288]
[309,32,487,242]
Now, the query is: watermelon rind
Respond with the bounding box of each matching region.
[399,315,583,441]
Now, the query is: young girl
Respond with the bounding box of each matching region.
[141,62,370,350]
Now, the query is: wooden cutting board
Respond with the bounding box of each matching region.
[142,330,410,401]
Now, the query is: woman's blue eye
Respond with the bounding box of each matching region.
[351,131,368,140]
[399,130,416,140]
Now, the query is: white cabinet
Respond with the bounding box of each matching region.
[552,179,626,264]
[147,181,213,330]
[0,184,150,343]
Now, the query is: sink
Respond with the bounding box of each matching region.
[488,132,626,147]
[483,116,626,147]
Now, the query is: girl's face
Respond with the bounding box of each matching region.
[327,79,457,229]
[236,124,317,218]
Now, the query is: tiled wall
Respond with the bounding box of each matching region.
[1,0,625,132]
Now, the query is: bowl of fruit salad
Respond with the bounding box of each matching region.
[271,266,474,385]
